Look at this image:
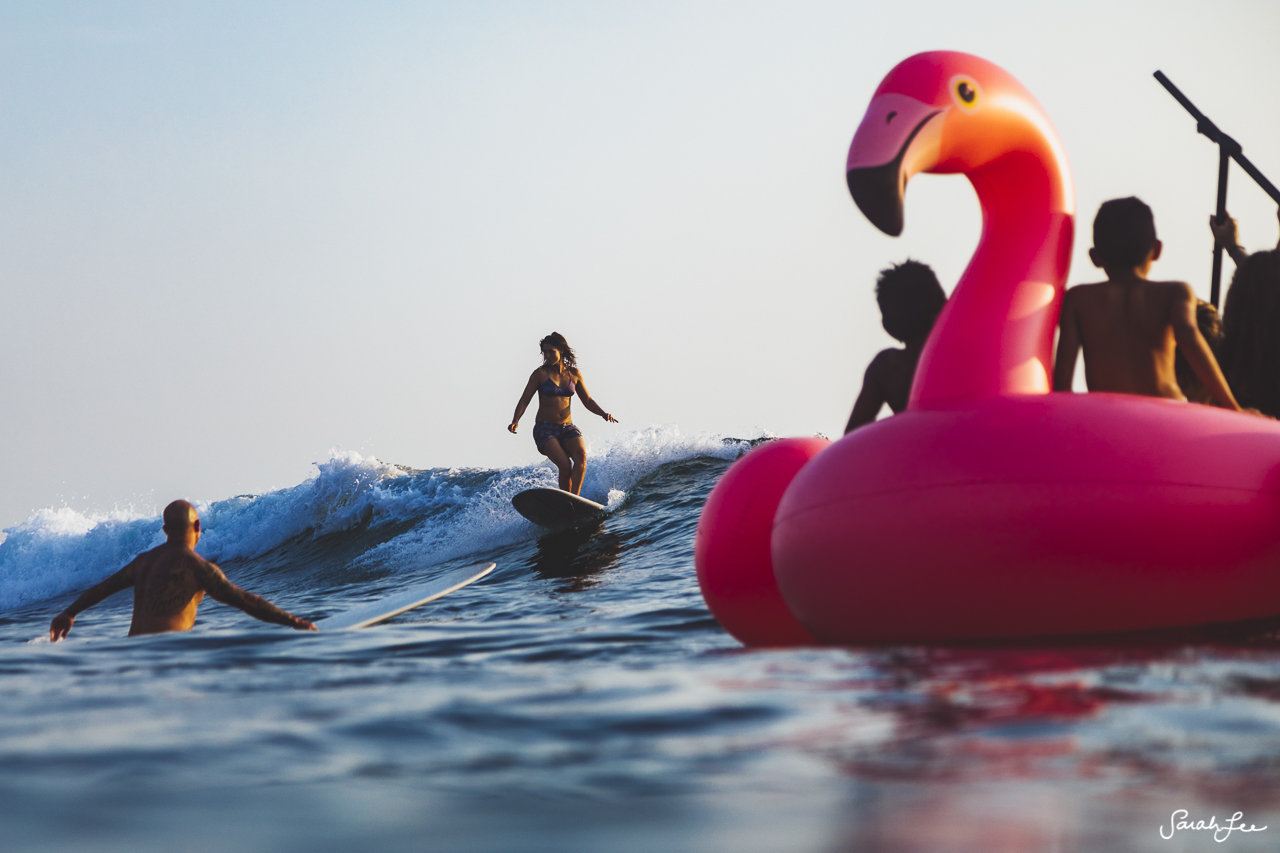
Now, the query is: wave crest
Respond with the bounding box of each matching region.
[0,427,753,611]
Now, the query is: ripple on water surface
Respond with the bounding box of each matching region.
[3,444,1280,851]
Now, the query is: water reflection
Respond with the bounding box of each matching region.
[526,522,627,591]
[768,639,1280,851]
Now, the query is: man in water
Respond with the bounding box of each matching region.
[1053,197,1242,411]
[49,500,316,641]
[845,260,947,432]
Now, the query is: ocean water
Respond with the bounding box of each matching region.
[2,426,1280,852]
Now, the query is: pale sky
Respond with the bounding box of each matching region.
[2,1,1278,531]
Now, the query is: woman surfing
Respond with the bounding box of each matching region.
[508,332,617,495]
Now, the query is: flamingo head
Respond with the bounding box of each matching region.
[847,51,1072,236]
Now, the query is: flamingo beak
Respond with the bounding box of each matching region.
[846,94,944,236]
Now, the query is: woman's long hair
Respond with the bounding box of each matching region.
[540,332,577,368]
[1221,250,1280,416]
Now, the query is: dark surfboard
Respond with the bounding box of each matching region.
[512,488,605,528]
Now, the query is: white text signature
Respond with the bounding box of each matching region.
[1160,810,1267,842]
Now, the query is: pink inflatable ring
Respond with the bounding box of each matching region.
[696,51,1280,645]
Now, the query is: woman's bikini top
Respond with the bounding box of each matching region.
[539,374,576,397]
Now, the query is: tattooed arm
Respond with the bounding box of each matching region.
[50,559,140,641]
[194,560,317,631]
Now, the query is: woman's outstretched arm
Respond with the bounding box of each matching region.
[573,371,617,423]
[509,371,542,432]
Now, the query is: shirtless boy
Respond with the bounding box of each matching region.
[1053,196,1242,411]
[845,260,947,432]
[49,500,316,641]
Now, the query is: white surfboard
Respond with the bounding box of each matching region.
[315,562,495,631]
[511,488,605,528]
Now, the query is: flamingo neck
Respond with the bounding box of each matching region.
[909,149,1073,408]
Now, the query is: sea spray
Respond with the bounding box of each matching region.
[0,507,162,611]
[581,425,751,504]
[0,427,754,612]
[355,425,752,570]
[197,451,416,562]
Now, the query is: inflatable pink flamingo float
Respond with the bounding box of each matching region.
[696,51,1280,646]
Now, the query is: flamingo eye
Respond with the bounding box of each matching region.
[949,75,981,110]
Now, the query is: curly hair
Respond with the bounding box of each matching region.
[875,260,946,343]
[1221,249,1280,416]
[1174,299,1223,404]
[539,332,577,368]
[1092,197,1157,269]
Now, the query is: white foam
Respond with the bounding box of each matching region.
[581,425,749,501]
[0,506,163,611]
[196,451,414,562]
[0,428,754,611]
[357,425,752,571]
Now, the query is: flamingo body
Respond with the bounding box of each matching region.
[694,51,1280,644]
[774,393,1280,643]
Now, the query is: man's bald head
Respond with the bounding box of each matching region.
[162,500,199,538]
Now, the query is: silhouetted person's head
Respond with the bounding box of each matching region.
[875,260,946,344]
[1221,249,1280,416]
[162,500,201,545]
[1090,197,1162,272]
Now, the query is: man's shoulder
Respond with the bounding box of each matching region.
[184,550,222,573]
[151,544,220,573]
[179,553,229,591]
[132,542,174,567]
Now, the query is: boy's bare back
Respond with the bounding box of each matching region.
[1054,276,1198,399]
[1053,196,1240,411]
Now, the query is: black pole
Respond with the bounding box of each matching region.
[1211,144,1230,308]
[1154,71,1280,306]
[1154,72,1280,203]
